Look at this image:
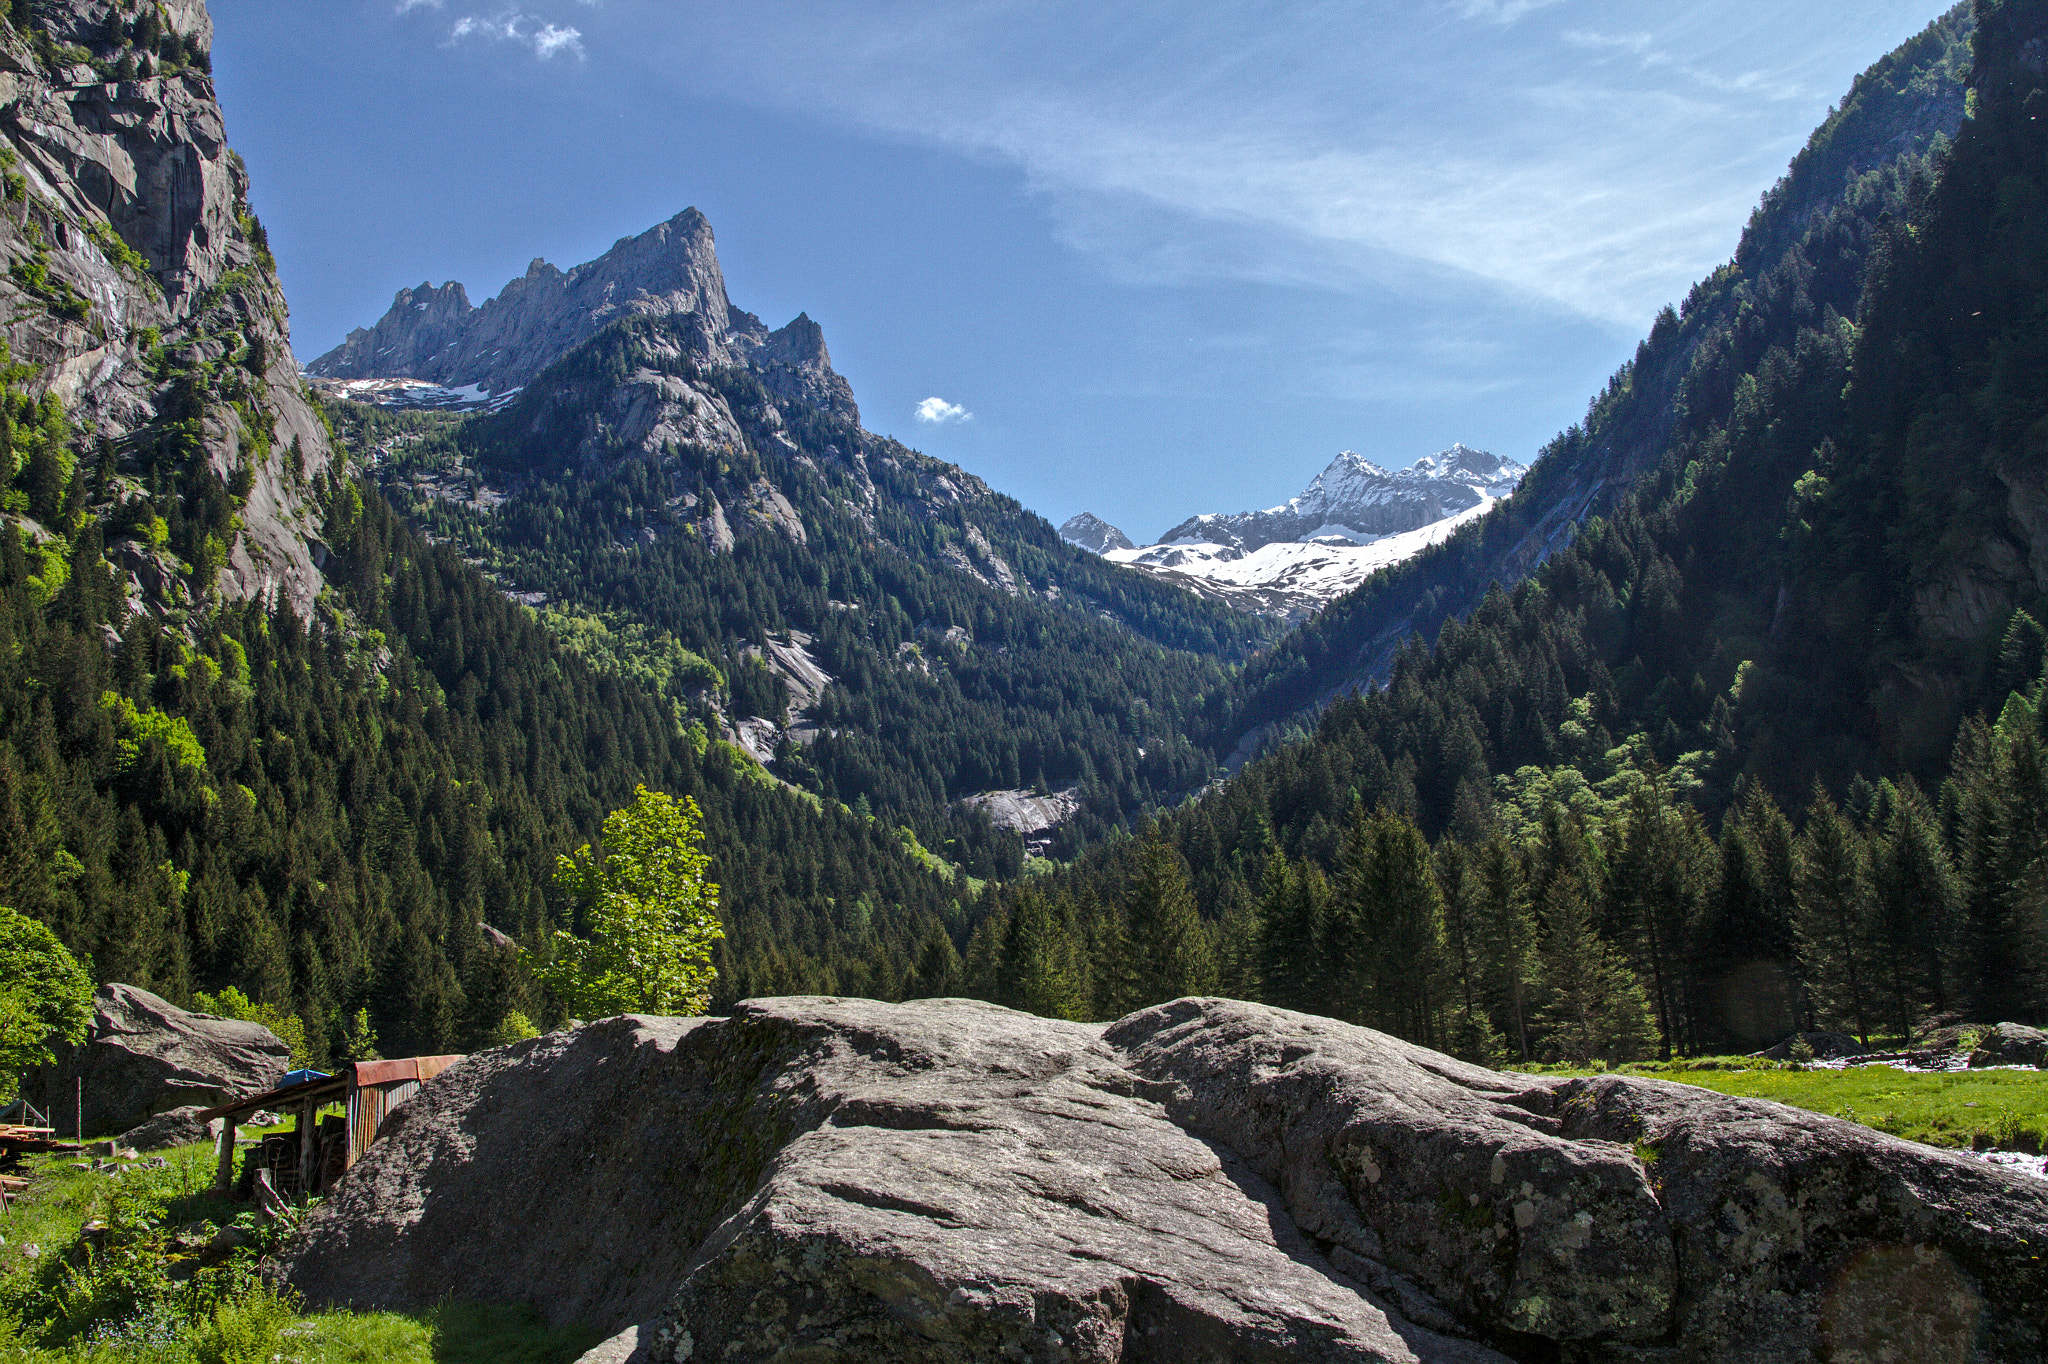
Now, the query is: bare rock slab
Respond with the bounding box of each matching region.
[285,997,2048,1363]
[285,998,1501,1363]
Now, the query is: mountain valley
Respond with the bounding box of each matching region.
[2,1,2048,1356]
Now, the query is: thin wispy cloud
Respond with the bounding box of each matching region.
[607,1,1945,328]
[1563,30,1661,58]
[915,397,973,424]
[395,0,443,11]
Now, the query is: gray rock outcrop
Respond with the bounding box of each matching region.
[283,997,2048,1364]
[1970,1022,2048,1069]
[29,983,289,1137]
[0,0,334,615]
[1753,1029,1866,1061]
[115,1103,217,1151]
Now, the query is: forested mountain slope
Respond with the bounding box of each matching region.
[1212,3,1975,761]
[322,217,1275,867]
[964,0,2048,1064]
[0,0,980,1062]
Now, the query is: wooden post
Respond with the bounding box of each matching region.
[297,1100,315,1199]
[253,1167,288,1221]
[75,1078,82,1145]
[214,1119,237,1193]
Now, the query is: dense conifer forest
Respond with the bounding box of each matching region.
[1,431,976,1059]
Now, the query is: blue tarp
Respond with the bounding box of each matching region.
[280,1069,331,1088]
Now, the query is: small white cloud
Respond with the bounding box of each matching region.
[396,0,443,11]
[915,397,972,425]
[531,23,584,58]
[1454,0,1563,23]
[447,10,585,60]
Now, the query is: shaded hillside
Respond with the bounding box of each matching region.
[1214,4,1975,760]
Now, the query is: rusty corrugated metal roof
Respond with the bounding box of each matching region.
[348,1055,465,1087]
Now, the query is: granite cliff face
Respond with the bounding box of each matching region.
[308,208,855,421]
[0,0,331,614]
[283,996,2048,1364]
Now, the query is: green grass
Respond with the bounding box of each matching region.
[0,1147,600,1364]
[1524,1059,2048,1152]
[1660,1066,2048,1152]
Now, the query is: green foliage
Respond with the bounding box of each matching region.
[487,1010,538,1046]
[0,1144,598,1362]
[98,692,207,775]
[0,904,92,1075]
[190,987,310,1070]
[335,1008,379,1063]
[526,786,724,1018]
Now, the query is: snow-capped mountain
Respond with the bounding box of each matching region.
[1087,445,1527,623]
[1157,444,1525,553]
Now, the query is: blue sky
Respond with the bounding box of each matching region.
[210,0,1955,542]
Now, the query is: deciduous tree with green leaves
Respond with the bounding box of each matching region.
[527,785,724,1019]
[0,904,93,1078]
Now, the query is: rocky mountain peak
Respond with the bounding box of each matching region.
[310,205,754,395]
[764,310,829,370]
[1059,512,1135,555]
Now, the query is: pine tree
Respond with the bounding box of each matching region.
[1604,768,1711,1057]
[1256,846,1329,1014]
[1001,890,1088,1020]
[1868,776,1958,1034]
[1434,838,1505,1063]
[1534,870,1658,1065]
[1332,805,1445,1044]
[1791,786,1878,1044]
[1473,836,1536,1061]
[1695,784,1801,1051]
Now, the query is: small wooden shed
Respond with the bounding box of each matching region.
[197,1054,462,1199]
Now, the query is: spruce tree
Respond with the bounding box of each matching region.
[1333,805,1445,1044]
[1869,776,1958,1034]
[1257,846,1329,1014]
[1791,786,1879,1044]
[1473,836,1536,1061]
[1534,870,1658,1065]
[1001,890,1088,1020]
[1121,829,1215,1010]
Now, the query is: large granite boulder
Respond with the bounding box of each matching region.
[1969,1022,2048,1069]
[29,984,290,1137]
[282,998,2048,1364]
